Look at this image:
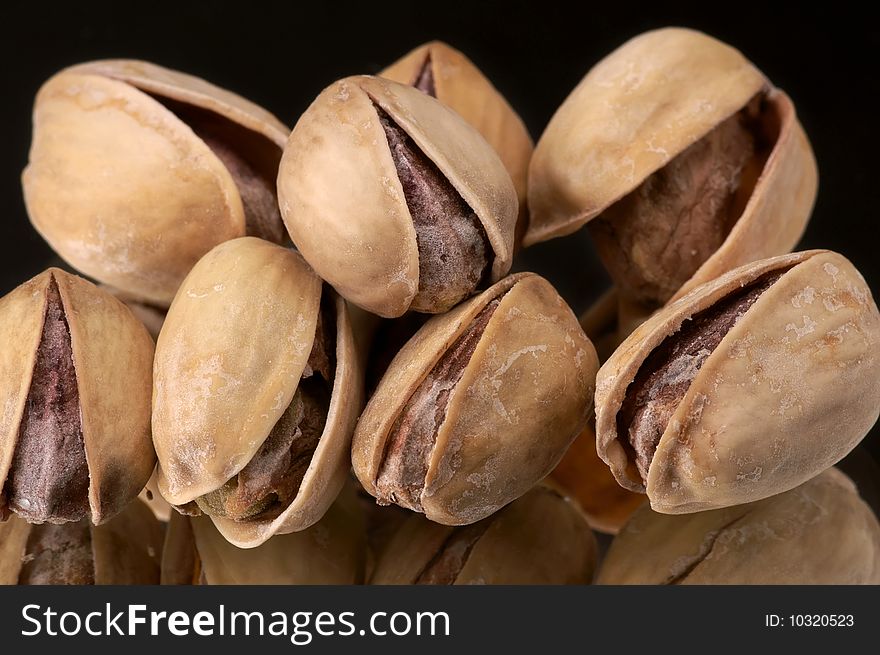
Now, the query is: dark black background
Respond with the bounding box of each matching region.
[2,3,878,481]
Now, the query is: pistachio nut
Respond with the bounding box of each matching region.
[23,59,290,306]
[598,468,880,584]
[161,486,366,584]
[527,28,817,318]
[277,75,517,318]
[1,499,164,585]
[596,250,880,513]
[549,419,645,534]
[381,41,533,248]
[352,272,598,525]
[0,268,155,525]
[153,237,363,548]
[370,486,597,584]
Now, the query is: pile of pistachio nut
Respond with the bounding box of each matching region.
[2,27,879,585]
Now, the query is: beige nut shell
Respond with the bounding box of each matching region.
[381,41,533,245]
[525,28,817,286]
[596,250,880,513]
[0,515,32,584]
[68,60,289,146]
[597,468,880,584]
[161,485,366,584]
[353,273,598,525]
[153,237,363,547]
[0,499,164,585]
[370,486,597,584]
[23,60,289,306]
[0,268,155,524]
[277,75,517,318]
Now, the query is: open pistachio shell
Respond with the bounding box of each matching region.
[352,272,598,525]
[153,237,363,547]
[161,485,366,585]
[1,499,164,585]
[370,486,597,584]
[23,59,290,306]
[596,250,880,513]
[0,268,155,525]
[277,75,517,318]
[526,28,816,318]
[381,41,533,248]
[598,468,880,584]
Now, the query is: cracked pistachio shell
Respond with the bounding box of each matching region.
[1,499,165,585]
[526,28,817,297]
[0,268,155,524]
[153,237,363,548]
[161,485,366,585]
[23,59,289,306]
[596,250,880,513]
[352,272,598,525]
[370,486,597,584]
[381,41,533,247]
[277,75,517,318]
[598,468,880,584]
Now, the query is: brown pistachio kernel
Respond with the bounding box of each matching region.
[18,520,95,585]
[375,296,502,511]
[596,250,880,513]
[353,273,598,526]
[370,486,598,584]
[4,277,89,524]
[620,270,785,482]
[195,301,336,521]
[23,60,290,305]
[277,75,516,318]
[0,269,155,526]
[589,97,772,309]
[377,106,490,314]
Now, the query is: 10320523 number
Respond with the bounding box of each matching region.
[765,615,855,627]
[792,615,854,628]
